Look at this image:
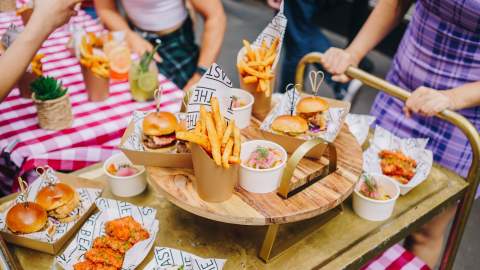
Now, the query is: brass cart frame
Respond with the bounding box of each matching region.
[295,52,480,270]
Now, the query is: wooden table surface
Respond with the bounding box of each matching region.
[0,159,467,270]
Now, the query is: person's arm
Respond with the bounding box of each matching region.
[0,0,80,102]
[320,0,413,82]
[404,82,480,117]
[94,0,159,60]
[183,0,227,91]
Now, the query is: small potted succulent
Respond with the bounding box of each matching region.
[31,76,73,130]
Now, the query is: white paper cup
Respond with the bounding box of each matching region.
[231,88,254,129]
[103,153,146,197]
[240,140,287,193]
[352,173,400,221]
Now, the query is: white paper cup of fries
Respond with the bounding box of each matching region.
[240,140,287,193]
[353,173,400,221]
[231,88,254,129]
[103,153,147,197]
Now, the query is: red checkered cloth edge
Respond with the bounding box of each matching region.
[362,244,430,270]
[0,10,183,188]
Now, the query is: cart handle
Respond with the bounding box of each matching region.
[295,52,480,270]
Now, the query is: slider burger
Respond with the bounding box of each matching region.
[6,202,48,234]
[296,96,330,131]
[142,112,178,152]
[36,183,80,223]
[271,115,308,137]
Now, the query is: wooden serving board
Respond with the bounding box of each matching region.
[147,119,363,226]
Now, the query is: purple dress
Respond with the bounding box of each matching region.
[370,0,480,196]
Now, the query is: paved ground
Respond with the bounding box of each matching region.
[202,0,479,269]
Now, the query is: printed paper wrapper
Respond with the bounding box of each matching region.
[186,63,234,130]
[56,198,159,270]
[345,114,376,145]
[363,126,433,195]
[191,144,238,203]
[144,246,226,270]
[236,6,287,120]
[259,89,349,158]
[0,170,102,244]
[120,111,193,168]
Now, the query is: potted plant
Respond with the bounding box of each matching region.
[31,76,73,130]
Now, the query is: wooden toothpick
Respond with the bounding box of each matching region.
[154,87,163,112]
[309,70,324,96]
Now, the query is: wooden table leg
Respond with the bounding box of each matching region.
[259,224,280,263]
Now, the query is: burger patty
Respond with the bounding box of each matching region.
[143,133,176,149]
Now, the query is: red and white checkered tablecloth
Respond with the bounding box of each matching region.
[0,11,183,189]
[0,6,431,270]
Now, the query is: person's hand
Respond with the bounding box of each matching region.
[126,31,161,62]
[31,0,81,31]
[404,87,455,117]
[183,73,202,92]
[266,0,282,10]
[320,47,361,83]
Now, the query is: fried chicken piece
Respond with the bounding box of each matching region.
[105,216,149,244]
[85,247,123,269]
[379,150,417,184]
[93,235,132,254]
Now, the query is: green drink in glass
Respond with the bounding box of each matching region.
[129,46,159,101]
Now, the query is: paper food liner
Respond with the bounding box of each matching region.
[363,126,433,191]
[144,246,226,270]
[56,198,159,270]
[191,144,238,203]
[345,114,376,145]
[260,89,348,142]
[236,6,287,119]
[186,63,234,130]
[120,111,193,168]
[0,170,101,243]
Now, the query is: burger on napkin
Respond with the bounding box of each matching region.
[271,115,308,137]
[36,183,80,223]
[6,201,48,234]
[142,112,179,152]
[296,96,329,131]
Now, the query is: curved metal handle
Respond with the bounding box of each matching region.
[295,52,480,270]
[277,138,337,199]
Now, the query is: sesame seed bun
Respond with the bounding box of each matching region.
[6,202,48,234]
[271,115,308,136]
[142,112,178,136]
[296,96,329,115]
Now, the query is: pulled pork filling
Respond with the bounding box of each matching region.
[143,133,176,149]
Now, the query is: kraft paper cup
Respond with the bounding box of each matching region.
[103,153,147,197]
[237,46,274,120]
[352,173,400,221]
[191,144,239,202]
[81,66,110,102]
[239,140,287,194]
[231,88,254,129]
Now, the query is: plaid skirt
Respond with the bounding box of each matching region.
[370,0,480,198]
[135,17,199,89]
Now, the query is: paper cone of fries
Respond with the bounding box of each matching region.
[81,66,110,102]
[236,9,286,120]
[191,144,238,202]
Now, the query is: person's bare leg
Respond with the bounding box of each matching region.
[405,205,457,268]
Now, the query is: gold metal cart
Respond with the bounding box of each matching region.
[296,52,480,270]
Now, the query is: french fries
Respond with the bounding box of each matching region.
[79,33,110,79]
[30,54,45,76]
[238,37,279,97]
[175,97,241,168]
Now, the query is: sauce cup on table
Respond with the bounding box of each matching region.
[103,153,146,197]
[352,173,400,221]
[240,140,287,193]
[231,88,254,129]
